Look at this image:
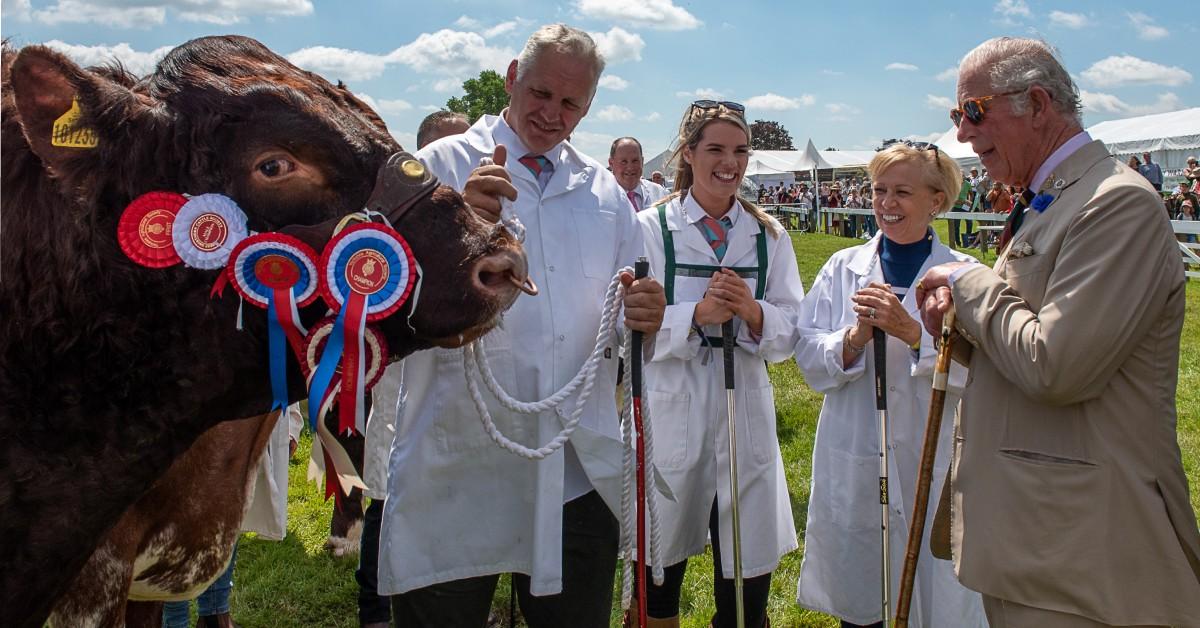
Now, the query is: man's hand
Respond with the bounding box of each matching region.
[620,273,666,333]
[463,145,517,223]
[916,262,971,335]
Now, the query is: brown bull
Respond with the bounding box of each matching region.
[1,35,527,628]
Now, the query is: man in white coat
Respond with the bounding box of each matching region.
[610,136,669,213]
[377,24,666,628]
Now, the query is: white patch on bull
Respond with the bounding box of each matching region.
[48,544,128,627]
[324,518,364,557]
[127,523,236,601]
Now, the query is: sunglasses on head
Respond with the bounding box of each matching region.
[902,140,940,157]
[691,99,746,115]
[949,90,1024,127]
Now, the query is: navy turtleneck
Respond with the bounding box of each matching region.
[879,230,934,296]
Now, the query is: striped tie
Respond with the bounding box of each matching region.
[997,188,1036,251]
[518,154,553,177]
[697,215,734,261]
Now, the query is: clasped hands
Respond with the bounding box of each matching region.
[693,269,763,335]
[463,144,666,334]
[847,281,922,349]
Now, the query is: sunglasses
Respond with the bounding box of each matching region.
[691,99,746,115]
[949,90,1024,127]
[902,140,940,157]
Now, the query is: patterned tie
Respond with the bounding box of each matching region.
[518,154,553,177]
[626,189,639,212]
[697,215,734,261]
[997,188,1036,252]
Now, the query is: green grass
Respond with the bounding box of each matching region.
[228,227,1196,627]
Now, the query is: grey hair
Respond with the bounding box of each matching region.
[515,24,605,89]
[960,37,1082,124]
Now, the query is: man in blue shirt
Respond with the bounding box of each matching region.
[1138,151,1164,190]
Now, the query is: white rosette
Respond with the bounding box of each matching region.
[172,193,250,269]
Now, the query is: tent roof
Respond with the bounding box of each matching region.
[1086,107,1200,153]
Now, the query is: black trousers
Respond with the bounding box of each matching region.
[640,499,772,628]
[391,490,619,628]
[356,498,392,624]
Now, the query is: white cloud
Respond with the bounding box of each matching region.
[483,21,522,38]
[1080,90,1183,116]
[569,130,616,159]
[744,93,814,111]
[821,69,845,76]
[393,131,419,150]
[994,0,1030,18]
[675,88,725,100]
[825,103,860,115]
[454,15,527,39]
[1081,55,1192,88]
[28,0,310,28]
[642,111,661,122]
[43,40,173,76]
[1127,12,1168,40]
[373,98,414,114]
[599,74,630,91]
[926,94,956,110]
[454,15,482,30]
[2,0,32,21]
[935,67,958,82]
[576,0,702,31]
[387,29,514,76]
[885,62,918,71]
[433,78,462,93]
[288,46,390,82]
[419,104,442,112]
[590,27,645,64]
[1048,10,1089,29]
[596,105,635,122]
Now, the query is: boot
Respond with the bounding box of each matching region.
[196,613,240,628]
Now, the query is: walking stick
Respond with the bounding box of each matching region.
[723,319,745,628]
[873,327,891,626]
[630,257,650,628]
[893,307,956,628]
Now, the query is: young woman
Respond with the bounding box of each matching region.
[632,101,804,628]
[793,143,986,628]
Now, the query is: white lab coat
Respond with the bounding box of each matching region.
[793,232,985,627]
[634,178,670,210]
[377,113,642,596]
[635,194,802,578]
[242,404,303,539]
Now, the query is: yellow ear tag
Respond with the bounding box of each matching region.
[51,98,99,149]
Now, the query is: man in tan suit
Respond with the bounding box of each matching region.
[917,37,1200,627]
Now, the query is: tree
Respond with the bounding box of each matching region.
[750,119,795,151]
[445,70,509,124]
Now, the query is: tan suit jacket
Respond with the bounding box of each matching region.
[935,140,1200,626]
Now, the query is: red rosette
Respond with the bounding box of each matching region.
[301,316,389,394]
[117,191,186,268]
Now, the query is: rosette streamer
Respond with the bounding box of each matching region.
[312,223,415,436]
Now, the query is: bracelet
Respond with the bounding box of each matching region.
[845,329,867,354]
[909,337,922,351]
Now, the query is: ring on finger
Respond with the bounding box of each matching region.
[867,306,877,319]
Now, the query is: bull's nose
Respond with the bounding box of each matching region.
[474,250,536,297]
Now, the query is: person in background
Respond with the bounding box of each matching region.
[1138,150,1164,191]
[652,170,668,188]
[986,180,1012,214]
[415,111,469,152]
[1126,154,1141,171]
[610,136,669,212]
[377,24,665,628]
[919,36,1200,627]
[947,174,972,250]
[1185,156,1200,192]
[794,143,984,628]
[633,99,803,628]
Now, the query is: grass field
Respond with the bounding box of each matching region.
[225,226,1199,627]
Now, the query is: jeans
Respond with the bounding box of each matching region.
[162,541,238,627]
[391,490,619,628]
[357,498,392,624]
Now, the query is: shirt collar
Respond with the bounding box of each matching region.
[495,108,565,165]
[1030,130,1091,193]
[682,190,740,226]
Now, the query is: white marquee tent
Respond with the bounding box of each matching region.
[1087,107,1200,171]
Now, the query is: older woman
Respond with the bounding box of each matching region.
[633,101,804,628]
[793,143,985,628]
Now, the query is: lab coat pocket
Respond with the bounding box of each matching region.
[744,384,779,466]
[572,208,617,279]
[647,389,690,469]
[827,447,879,530]
[431,339,522,454]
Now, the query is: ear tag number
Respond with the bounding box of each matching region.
[51,98,99,149]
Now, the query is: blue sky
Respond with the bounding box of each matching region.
[2,0,1195,161]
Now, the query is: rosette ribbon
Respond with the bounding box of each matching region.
[227,233,320,416]
[312,223,415,435]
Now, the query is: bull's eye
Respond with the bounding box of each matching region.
[257,157,296,178]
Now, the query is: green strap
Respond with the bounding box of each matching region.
[657,203,770,304]
[657,204,677,304]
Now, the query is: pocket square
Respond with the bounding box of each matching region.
[1010,241,1035,258]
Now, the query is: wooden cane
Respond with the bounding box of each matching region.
[893,306,956,628]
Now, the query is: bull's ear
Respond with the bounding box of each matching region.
[9,45,149,174]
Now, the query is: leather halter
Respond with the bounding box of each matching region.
[364,151,440,226]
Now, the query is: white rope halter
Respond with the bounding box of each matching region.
[461,267,665,604]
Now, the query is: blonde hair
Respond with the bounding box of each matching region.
[868,144,963,214]
[665,105,781,237]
